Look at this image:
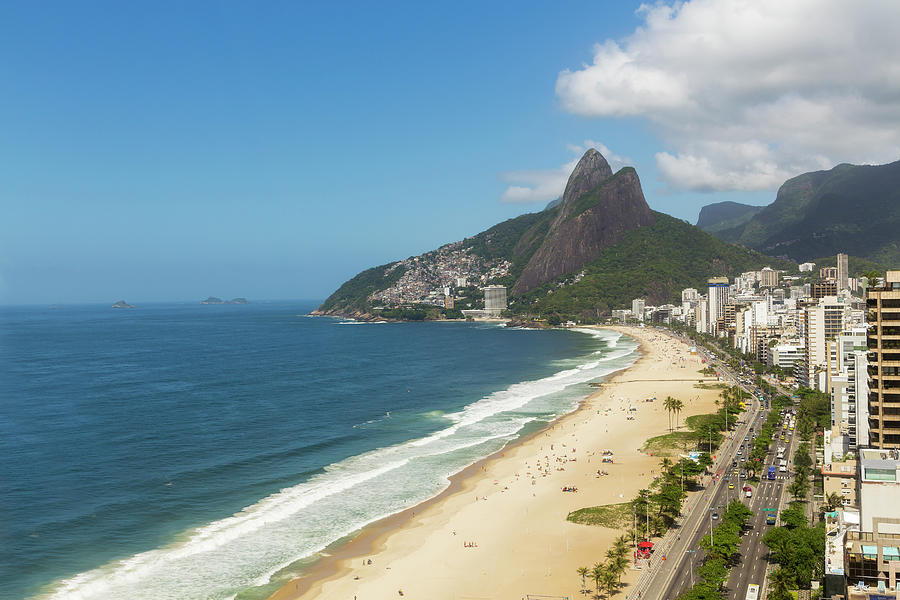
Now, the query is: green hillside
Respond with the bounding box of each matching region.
[508,212,795,320]
[317,262,408,313]
[318,208,556,313]
[707,160,900,264]
[695,201,763,234]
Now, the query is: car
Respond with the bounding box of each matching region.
[712,512,719,520]
[740,472,747,479]
[728,483,735,489]
[743,485,752,492]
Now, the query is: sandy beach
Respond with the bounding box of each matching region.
[269,325,720,600]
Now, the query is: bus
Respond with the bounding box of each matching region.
[768,465,777,479]
[746,583,760,600]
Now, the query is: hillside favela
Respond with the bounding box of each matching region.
[4,3,900,600]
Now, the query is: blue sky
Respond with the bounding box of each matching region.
[3,1,898,304]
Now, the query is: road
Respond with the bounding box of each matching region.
[636,354,762,600]
[724,410,799,600]
[637,338,800,600]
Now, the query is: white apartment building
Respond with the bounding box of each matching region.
[632,298,645,322]
[707,277,730,335]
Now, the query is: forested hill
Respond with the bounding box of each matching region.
[507,212,794,320]
[700,159,900,265]
[316,150,796,321]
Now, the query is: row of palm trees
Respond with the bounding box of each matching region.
[576,534,630,599]
[664,396,684,431]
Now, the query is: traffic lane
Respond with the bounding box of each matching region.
[660,442,756,596]
[650,399,761,599]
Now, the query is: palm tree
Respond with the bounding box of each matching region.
[577,566,589,590]
[672,398,684,430]
[600,564,618,599]
[591,562,604,597]
[822,491,842,513]
[768,567,795,600]
[664,396,676,431]
[608,553,629,584]
[612,535,629,558]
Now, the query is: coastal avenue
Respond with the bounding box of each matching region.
[638,343,798,600]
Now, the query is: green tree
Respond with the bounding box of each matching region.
[768,568,795,600]
[664,396,677,431]
[673,398,685,430]
[599,563,618,599]
[591,562,604,596]
[779,507,806,529]
[821,492,842,513]
[576,566,589,590]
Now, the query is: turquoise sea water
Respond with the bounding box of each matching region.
[0,301,638,600]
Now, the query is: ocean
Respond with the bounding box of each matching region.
[0,301,638,600]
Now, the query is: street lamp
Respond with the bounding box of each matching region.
[685,549,697,587]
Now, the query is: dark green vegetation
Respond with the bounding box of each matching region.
[677,500,755,600]
[696,201,763,234]
[703,159,900,265]
[318,262,407,313]
[793,387,830,441]
[508,212,793,321]
[318,150,798,319]
[762,507,826,595]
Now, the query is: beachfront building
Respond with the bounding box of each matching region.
[483,285,507,317]
[707,277,730,336]
[867,272,900,449]
[632,298,646,322]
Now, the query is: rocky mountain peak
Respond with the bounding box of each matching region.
[512,152,654,294]
[552,149,615,228]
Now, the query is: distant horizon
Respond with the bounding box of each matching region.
[4,1,899,305]
[1,297,325,308]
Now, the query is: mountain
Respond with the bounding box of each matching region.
[511,212,793,319]
[696,201,763,234]
[512,149,655,294]
[316,149,793,320]
[702,160,900,265]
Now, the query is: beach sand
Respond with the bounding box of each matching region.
[269,325,719,600]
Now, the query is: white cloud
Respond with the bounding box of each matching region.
[556,0,900,192]
[500,141,631,204]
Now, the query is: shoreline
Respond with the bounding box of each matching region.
[268,325,720,600]
[267,326,641,599]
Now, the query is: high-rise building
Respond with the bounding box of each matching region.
[812,280,838,299]
[483,286,507,317]
[632,298,646,321]
[866,271,900,448]
[837,253,849,292]
[696,298,708,334]
[760,267,779,288]
[820,266,838,280]
[681,288,699,303]
[801,296,848,389]
[707,277,730,335]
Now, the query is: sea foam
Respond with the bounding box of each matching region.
[40,328,638,600]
